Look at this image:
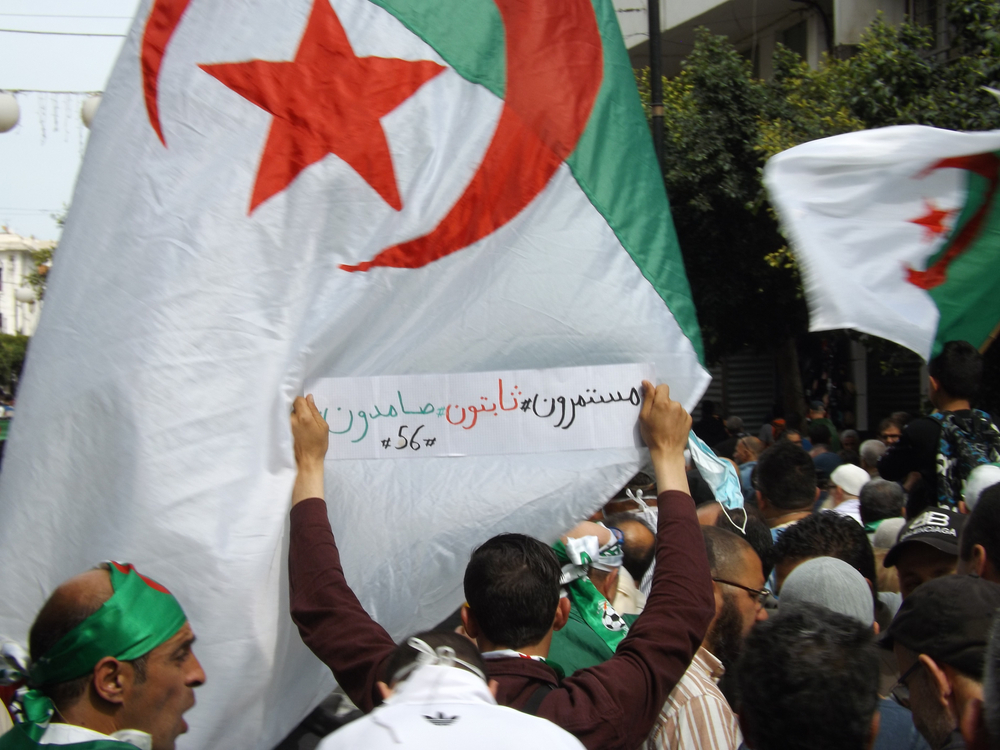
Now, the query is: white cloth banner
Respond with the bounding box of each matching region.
[308,364,652,459]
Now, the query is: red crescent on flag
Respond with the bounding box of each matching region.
[340,0,604,272]
[141,0,194,146]
[907,153,1000,290]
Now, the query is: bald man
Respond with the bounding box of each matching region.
[1,563,205,750]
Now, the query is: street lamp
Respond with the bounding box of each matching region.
[0,92,19,133]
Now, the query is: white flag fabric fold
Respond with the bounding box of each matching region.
[765,125,1000,359]
[0,0,708,747]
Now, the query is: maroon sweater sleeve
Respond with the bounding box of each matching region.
[288,498,396,713]
[538,490,715,750]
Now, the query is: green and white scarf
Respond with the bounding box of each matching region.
[552,529,628,651]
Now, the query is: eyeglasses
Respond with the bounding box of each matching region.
[712,577,771,606]
[889,660,923,709]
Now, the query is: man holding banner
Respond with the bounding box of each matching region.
[287,383,714,750]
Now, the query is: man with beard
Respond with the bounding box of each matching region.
[884,575,1000,750]
[644,526,768,750]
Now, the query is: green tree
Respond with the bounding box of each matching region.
[0,334,29,395]
[646,0,1000,418]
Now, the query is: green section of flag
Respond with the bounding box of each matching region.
[371,0,704,362]
[366,0,505,98]
[566,0,704,362]
[928,156,1000,356]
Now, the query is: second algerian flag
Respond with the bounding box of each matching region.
[765,125,1000,359]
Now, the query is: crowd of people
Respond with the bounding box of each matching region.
[4,339,1000,750]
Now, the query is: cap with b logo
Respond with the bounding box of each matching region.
[883,507,966,568]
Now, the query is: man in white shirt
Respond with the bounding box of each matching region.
[317,631,584,750]
[645,526,768,750]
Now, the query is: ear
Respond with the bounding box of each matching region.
[919,654,952,708]
[552,597,571,632]
[487,679,499,699]
[959,500,969,515]
[755,491,765,512]
[960,697,990,750]
[376,681,394,701]
[971,544,989,578]
[460,605,481,640]
[929,375,940,394]
[814,486,821,502]
[91,656,129,705]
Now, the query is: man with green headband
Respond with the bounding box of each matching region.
[1,562,204,750]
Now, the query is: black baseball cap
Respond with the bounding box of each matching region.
[883,507,966,568]
[882,574,1000,677]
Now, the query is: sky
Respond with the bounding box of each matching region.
[0,0,141,241]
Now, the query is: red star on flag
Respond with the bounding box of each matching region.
[909,199,956,241]
[199,0,444,213]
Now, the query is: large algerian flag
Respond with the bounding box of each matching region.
[0,0,707,747]
[765,125,1000,360]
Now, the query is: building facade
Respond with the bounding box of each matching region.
[617,0,915,78]
[0,230,48,336]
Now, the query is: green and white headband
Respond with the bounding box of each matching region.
[10,562,187,742]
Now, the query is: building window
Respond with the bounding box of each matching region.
[912,0,951,59]
[782,21,808,60]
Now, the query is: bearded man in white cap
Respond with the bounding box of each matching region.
[829,464,872,526]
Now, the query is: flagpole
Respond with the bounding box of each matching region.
[648,0,664,177]
[980,320,1000,353]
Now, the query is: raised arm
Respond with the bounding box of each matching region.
[287,394,396,712]
[540,382,715,750]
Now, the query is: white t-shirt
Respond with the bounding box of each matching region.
[38,723,151,749]
[317,664,585,750]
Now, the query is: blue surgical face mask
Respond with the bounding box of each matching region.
[687,431,746,522]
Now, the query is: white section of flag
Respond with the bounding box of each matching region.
[765,125,1000,359]
[0,1,709,749]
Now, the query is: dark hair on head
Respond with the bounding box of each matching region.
[838,450,861,467]
[772,512,878,598]
[960,485,1000,564]
[859,479,905,525]
[28,565,149,710]
[701,400,716,414]
[737,602,879,750]
[929,340,983,402]
[464,533,561,649]
[713,508,775,577]
[755,441,817,510]
[878,417,904,435]
[382,630,487,686]
[603,513,656,582]
[984,613,1000,743]
[808,423,832,447]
